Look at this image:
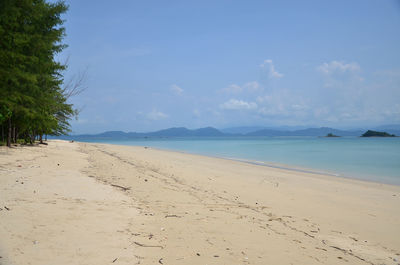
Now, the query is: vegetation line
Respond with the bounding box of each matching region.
[0,0,81,147]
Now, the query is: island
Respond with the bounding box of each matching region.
[361,130,396,137]
[326,133,340,137]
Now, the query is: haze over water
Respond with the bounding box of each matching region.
[85,137,400,185]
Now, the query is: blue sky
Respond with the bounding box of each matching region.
[59,0,400,133]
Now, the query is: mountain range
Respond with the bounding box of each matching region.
[55,125,400,140]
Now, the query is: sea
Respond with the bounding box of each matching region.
[81,136,400,185]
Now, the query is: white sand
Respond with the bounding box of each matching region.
[1,140,399,265]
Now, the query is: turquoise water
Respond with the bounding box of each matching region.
[83,137,400,185]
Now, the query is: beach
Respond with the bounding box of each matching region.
[1,140,399,265]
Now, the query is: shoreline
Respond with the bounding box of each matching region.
[122,142,400,190]
[144,146,400,187]
[75,139,400,186]
[224,157,400,187]
[1,140,399,264]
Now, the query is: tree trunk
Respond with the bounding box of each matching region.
[31,131,35,144]
[29,130,34,144]
[12,126,16,143]
[15,128,19,143]
[7,118,11,147]
[39,134,43,144]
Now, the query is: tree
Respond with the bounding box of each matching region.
[0,0,74,147]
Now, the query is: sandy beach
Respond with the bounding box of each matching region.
[0,140,399,265]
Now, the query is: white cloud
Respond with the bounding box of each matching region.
[258,107,278,116]
[260,59,284,78]
[170,84,183,95]
[254,88,311,121]
[317,61,360,75]
[222,81,261,94]
[220,99,258,110]
[146,110,168,120]
[243,81,260,91]
[222,84,242,93]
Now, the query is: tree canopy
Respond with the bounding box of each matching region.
[0,0,75,146]
[361,130,396,137]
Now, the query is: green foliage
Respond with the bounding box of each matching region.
[0,0,75,146]
[0,105,12,124]
[361,130,396,137]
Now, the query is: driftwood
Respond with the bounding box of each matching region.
[110,184,130,191]
[133,241,163,249]
[165,214,181,218]
[112,258,118,263]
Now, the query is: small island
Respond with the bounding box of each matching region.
[326,133,340,137]
[361,130,396,137]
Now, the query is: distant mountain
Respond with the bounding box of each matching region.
[147,127,192,137]
[70,131,141,139]
[265,125,312,131]
[221,126,267,134]
[221,125,310,134]
[56,125,397,140]
[245,128,288,137]
[193,127,225,136]
[147,127,225,137]
[246,127,363,137]
[58,127,225,140]
[97,131,135,138]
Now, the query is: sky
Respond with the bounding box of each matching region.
[58,0,400,134]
